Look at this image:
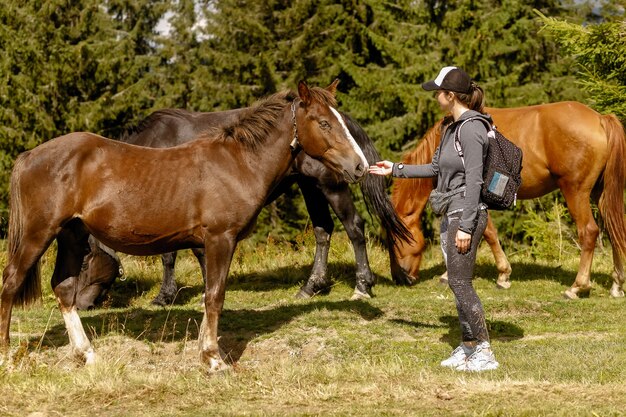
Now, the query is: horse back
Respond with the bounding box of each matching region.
[14,131,232,213]
[487,102,609,198]
[12,131,271,255]
[123,108,243,147]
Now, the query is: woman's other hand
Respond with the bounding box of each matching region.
[368,160,394,176]
[455,230,471,253]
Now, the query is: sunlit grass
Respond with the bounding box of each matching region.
[1,229,625,417]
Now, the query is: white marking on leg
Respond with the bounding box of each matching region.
[198,311,228,372]
[61,307,96,364]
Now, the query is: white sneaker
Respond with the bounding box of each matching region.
[456,342,499,372]
[440,344,474,368]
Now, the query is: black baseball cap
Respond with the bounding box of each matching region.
[422,66,472,94]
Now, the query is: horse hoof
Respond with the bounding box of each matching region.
[438,276,449,286]
[609,285,625,298]
[392,271,417,286]
[295,282,332,299]
[206,358,231,373]
[295,289,313,299]
[204,350,231,373]
[151,294,174,306]
[151,298,167,307]
[496,281,511,290]
[84,349,97,365]
[563,288,591,300]
[563,288,578,299]
[350,288,372,301]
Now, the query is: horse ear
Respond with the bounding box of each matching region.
[298,80,312,106]
[326,79,340,95]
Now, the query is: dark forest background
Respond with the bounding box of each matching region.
[1,0,624,246]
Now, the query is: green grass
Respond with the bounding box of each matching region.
[1,231,625,417]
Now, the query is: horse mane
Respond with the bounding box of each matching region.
[341,111,414,245]
[391,119,445,213]
[307,86,337,108]
[118,86,336,150]
[203,87,335,150]
[404,120,443,165]
[118,109,193,142]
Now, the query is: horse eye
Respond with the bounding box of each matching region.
[319,120,331,130]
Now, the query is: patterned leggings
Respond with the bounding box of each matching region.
[440,209,489,342]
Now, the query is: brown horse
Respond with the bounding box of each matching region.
[70,108,412,309]
[390,101,626,299]
[0,81,368,372]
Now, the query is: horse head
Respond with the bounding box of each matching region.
[295,80,368,183]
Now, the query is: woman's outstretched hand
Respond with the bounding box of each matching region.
[368,160,394,176]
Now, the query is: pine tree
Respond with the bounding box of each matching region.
[0,0,169,231]
[536,6,626,120]
[0,0,607,240]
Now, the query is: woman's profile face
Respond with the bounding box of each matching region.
[434,90,454,112]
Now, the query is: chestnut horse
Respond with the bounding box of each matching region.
[73,108,411,308]
[0,82,368,371]
[390,101,626,299]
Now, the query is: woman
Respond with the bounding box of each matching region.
[369,66,499,372]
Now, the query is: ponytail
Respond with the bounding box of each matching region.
[454,81,485,113]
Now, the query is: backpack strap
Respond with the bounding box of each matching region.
[453,116,494,167]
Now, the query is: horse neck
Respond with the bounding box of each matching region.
[216,109,297,199]
[391,121,442,231]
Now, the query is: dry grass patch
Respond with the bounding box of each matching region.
[1,233,626,416]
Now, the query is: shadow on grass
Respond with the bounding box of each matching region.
[406,260,614,292]
[104,261,394,307]
[475,261,614,290]
[101,257,616,309]
[437,315,525,348]
[34,299,384,363]
[389,315,524,348]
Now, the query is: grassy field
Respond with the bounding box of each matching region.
[0,230,625,417]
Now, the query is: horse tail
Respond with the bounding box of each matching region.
[597,114,626,259]
[340,112,413,246]
[6,154,42,307]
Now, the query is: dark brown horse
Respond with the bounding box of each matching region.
[0,82,368,371]
[75,107,412,308]
[390,101,626,299]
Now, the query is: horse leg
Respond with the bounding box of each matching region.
[51,223,96,364]
[610,245,625,297]
[198,234,236,372]
[295,178,334,298]
[483,212,513,289]
[192,247,208,304]
[322,184,374,300]
[591,190,626,298]
[152,252,179,306]
[153,248,206,306]
[192,247,207,284]
[560,186,598,299]
[1,228,55,361]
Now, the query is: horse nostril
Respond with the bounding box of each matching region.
[356,163,365,176]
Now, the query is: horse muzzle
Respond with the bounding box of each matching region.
[342,162,367,184]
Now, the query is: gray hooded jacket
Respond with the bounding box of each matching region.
[392,110,491,233]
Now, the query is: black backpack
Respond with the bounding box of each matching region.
[454,117,523,210]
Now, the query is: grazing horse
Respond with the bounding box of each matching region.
[390,101,626,299]
[75,107,412,308]
[0,82,369,371]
